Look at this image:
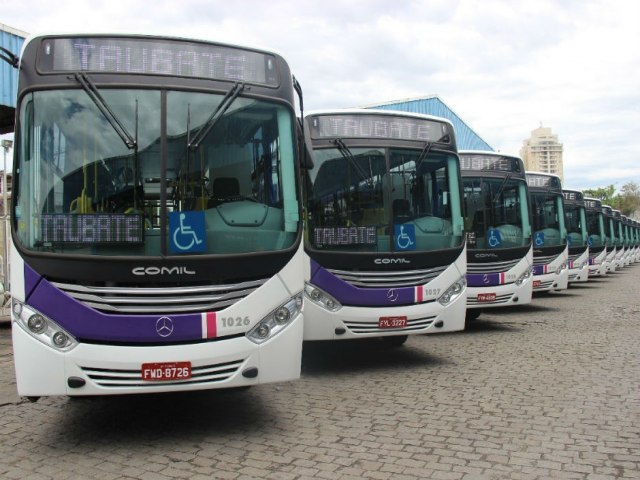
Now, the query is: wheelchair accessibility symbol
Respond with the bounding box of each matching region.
[487,229,502,248]
[534,232,545,246]
[394,224,416,251]
[170,211,206,253]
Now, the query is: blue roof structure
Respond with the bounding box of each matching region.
[1,24,27,133]
[365,96,493,152]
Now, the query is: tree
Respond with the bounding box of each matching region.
[582,185,616,205]
[617,181,640,217]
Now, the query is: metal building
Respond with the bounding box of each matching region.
[1,23,27,134]
[365,95,494,151]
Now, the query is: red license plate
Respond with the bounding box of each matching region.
[141,362,192,381]
[533,280,541,288]
[477,293,497,302]
[379,316,408,329]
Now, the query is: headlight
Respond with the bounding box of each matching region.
[304,283,342,312]
[556,261,568,275]
[515,266,533,286]
[247,293,302,345]
[438,276,466,306]
[12,300,78,352]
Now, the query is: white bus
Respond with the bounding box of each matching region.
[302,110,466,345]
[583,197,607,276]
[601,205,618,272]
[7,34,307,399]
[612,209,627,269]
[526,172,569,292]
[562,189,589,283]
[460,151,532,322]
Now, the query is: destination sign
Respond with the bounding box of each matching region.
[562,190,584,203]
[313,226,377,248]
[460,154,521,173]
[40,214,144,245]
[38,36,279,86]
[526,173,562,190]
[584,198,601,209]
[308,114,450,143]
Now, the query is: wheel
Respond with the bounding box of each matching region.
[465,309,481,327]
[381,335,408,347]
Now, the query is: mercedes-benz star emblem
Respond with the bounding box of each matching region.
[482,274,490,285]
[156,316,174,337]
[387,289,399,302]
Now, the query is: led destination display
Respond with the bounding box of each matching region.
[314,226,377,248]
[40,214,144,245]
[460,154,521,173]
[309,114,450,143]
[39,36,279,86]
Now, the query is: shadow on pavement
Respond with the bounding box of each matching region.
[301,338,450,377]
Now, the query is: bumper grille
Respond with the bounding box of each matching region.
[343,315,436,334]
[467,259,521,274]
[328,266,448,288]
[53,278,267,314]
[80,359,245,388]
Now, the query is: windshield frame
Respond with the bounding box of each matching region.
[12,84,302,261]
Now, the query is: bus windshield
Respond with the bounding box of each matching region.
[306,147,462,252]
[564,203,587,247]
[15,88,298,256]
[462,177,530,249]
[585,208,604,247]
[530,192,566,247]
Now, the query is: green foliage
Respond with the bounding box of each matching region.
[583,182,640,217]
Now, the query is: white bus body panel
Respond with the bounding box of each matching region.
[588,248,608,277]
[568,248,589,283]
[303,252,466,340]
[11,247,304,397]
[466,249,533,310]
[532,246,569,292]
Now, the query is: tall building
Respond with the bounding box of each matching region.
[520,126,564,182]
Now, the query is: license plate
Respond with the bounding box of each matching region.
[477,293,496,302]
[379,316,408,329]
[141,362,192,381]
[533,280,541,288]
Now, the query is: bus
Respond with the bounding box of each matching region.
[601,205,618,272]
[562,189,589,283]
[633,220,640,262]
[583,197,607,276]
[302,110,466,345]
[621,215,635,266]
[7,34,307,399]
[525,172,569,292]
[612,209,626,268]
[459,151,532,322]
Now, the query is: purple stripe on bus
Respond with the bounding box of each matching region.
[466,273,501,287]
[25,265,203,343]
[309,259,415,306]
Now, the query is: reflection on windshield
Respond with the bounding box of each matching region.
[564,205,587,247]
[530,193,565,247]
[305,147,463,253]
[462,178,530,249]
[15,89,299,257]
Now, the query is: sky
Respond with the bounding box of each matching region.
[2,0,639,192]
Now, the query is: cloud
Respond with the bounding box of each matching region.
[2,0,639,190]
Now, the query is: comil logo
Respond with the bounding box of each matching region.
[132,266,196,276]
[374,258,411,265]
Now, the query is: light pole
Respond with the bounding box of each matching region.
[0,139,12,292]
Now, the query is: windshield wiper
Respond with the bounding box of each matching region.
[334,138,374,188]
[491,173,512,204]
[74,73,136,149]
[189,82,245,149]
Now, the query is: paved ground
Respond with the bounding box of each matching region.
[0,266,638,479]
